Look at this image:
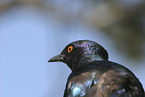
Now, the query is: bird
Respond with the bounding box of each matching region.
[48,40,144,97]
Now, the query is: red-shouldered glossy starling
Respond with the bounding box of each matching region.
[48,40,144,97]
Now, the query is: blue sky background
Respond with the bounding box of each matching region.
[0,5,145,97]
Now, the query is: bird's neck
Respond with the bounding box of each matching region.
[71,54,104,71]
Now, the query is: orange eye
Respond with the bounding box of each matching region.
[68,46,73,53]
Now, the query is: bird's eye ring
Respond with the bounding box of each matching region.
[68,46,73,53]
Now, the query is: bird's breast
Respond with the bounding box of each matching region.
[66,71,98,97]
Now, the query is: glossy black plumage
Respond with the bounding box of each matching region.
[48,40,144,97]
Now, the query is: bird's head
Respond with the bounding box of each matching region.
[48,40,108,70]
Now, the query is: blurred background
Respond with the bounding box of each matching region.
[0,0,145,97]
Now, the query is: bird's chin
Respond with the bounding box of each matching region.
[48,54,65,62]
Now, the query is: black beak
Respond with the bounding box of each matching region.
[48,54,65,62]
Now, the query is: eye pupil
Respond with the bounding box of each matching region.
[68,46,73,53]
